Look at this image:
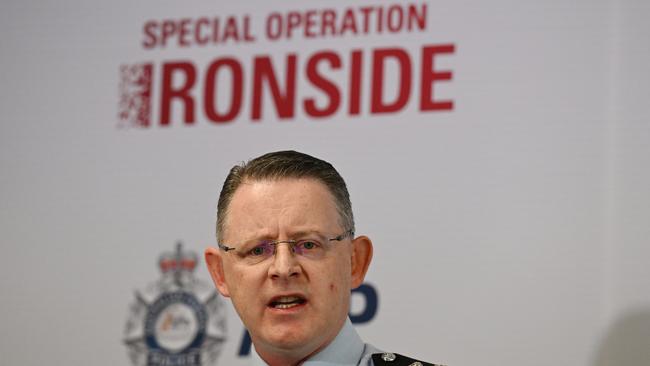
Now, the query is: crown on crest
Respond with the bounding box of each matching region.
[158,242,198,273]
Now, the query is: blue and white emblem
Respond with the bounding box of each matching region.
[124,243,226,366]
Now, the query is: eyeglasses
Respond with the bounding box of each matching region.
[218,229,354,265]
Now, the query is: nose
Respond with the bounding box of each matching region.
[268,242,302,280]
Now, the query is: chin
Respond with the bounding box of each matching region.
[268,324,309,343]
[260,323,321,352]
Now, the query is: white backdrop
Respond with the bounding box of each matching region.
[1,1,649,366]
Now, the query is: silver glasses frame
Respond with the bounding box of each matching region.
[217,229,354,256]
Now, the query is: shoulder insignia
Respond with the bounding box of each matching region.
[371,352,446,366]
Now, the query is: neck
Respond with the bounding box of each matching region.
[256,346,318,366]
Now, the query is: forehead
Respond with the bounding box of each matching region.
[224,178,341,240]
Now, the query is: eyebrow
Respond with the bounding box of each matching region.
[240,229,325,244]
[287,229,325,238]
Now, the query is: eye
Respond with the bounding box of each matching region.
[299,240,319,250]
[293,239,325,258]
[249,244,269,256]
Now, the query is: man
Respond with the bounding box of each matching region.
[205,151,442,366]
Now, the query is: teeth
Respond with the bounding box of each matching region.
[275,296,301,304]
[271,296,305,309]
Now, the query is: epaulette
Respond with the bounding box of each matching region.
[371,352,446,366]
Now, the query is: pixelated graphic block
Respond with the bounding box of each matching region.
[119,63,153,127]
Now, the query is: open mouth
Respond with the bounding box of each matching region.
[268,295,307,309]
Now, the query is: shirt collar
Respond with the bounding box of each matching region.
[250,317,364,366]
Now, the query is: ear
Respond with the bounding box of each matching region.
[350,235,373,289]
[204,247,231,297]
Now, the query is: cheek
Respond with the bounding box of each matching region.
[227,265,263,299]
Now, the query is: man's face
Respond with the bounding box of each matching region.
[208,178,359,358]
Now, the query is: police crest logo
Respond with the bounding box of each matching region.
[123,243,227,366]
